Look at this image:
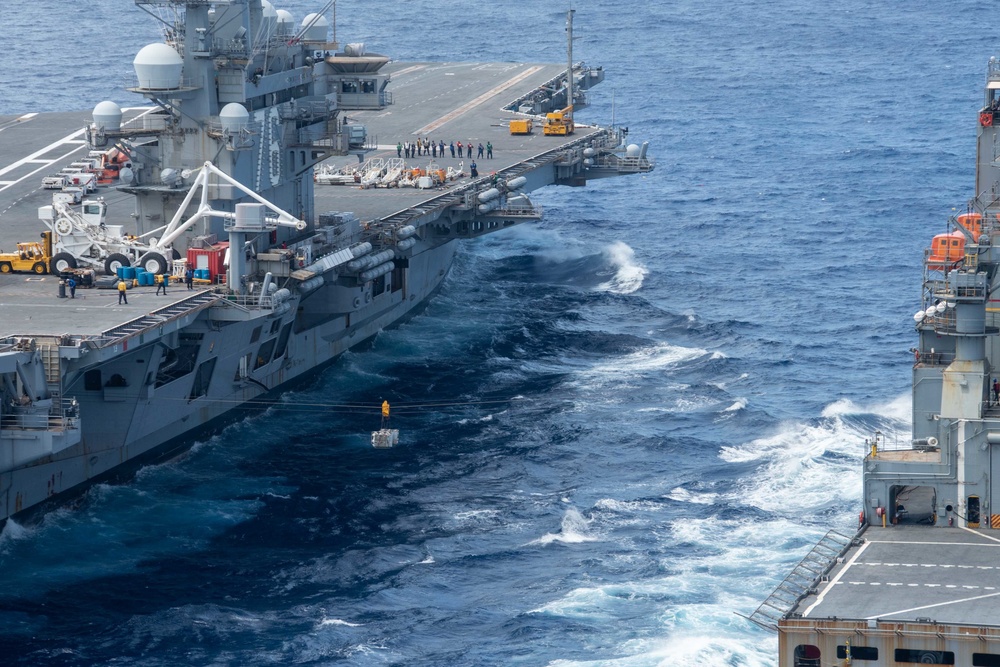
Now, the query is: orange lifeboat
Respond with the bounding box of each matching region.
[926,231,965,270]
[957,212,984,242]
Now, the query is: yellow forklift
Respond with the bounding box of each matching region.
[0,231,52,274]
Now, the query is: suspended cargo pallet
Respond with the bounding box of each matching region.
[371,428,399,449]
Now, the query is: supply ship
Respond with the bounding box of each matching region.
[0,1,652,523]
[747,57,1000,665]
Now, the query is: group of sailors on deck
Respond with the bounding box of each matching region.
[397,139,493,160]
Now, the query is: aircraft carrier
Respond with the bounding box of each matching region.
[0,1,652,523]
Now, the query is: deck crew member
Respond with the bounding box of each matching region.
[117,279,128,304]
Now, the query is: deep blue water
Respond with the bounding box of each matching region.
[0,1,994,664]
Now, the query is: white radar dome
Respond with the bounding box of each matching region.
[275,9,294,35]
[219,103,250,133]
[301,13,329,42]
[92,101,123,132]
[261,1,277,40]
[133,43,183,90]
[625,143,641,158]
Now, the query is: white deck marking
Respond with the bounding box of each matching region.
[961,526,1000,544]
[391,65,427,77]
[0,144,84,192]
[412,65,544,135]
[0,113,39,135]
[0,107,155,192]
[843,582,988,590]
[858,563,997,570]
[0,128,88,180]
[866,539,1000,546]
[802,539,871,617]
[866,590,1000,620]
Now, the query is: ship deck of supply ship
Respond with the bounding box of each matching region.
[790,526,1000,625]
[0,60,604,338]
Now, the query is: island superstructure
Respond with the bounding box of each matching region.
[0,1,652,522]
[748,55,1000,666]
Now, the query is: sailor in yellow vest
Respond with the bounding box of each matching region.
[155,272,168,295]
[117,279,128,304]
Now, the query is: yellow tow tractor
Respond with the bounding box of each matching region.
[0,231,53,275]
[509,118,533,135]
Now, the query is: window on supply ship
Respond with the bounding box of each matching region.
[837,645,877,660]
[188,357,217,400]
[974,653,1000,667]
[273,323,292,361]
[254,339,276,370]
[793,645,820,667]
[84,369,102,391]
[895,649,954,665]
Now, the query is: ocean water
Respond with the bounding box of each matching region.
[0,1,991,665]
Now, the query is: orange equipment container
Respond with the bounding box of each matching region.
[957,212,984,242]
[926,232,965,271]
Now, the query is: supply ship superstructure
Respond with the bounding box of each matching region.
[0,1,652,522]
[748,56,1000,666]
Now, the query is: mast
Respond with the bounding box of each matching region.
[566,8,574,121]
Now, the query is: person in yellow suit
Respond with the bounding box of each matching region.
[117,279,128,304]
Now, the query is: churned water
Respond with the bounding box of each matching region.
[0,0,992,664]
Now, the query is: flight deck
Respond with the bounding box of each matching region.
[797,526,1000,626]
[0,60,616,339]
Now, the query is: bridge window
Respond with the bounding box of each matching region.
[895,649,954,665]
[837,645,877,660]
[793,645,820,667]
